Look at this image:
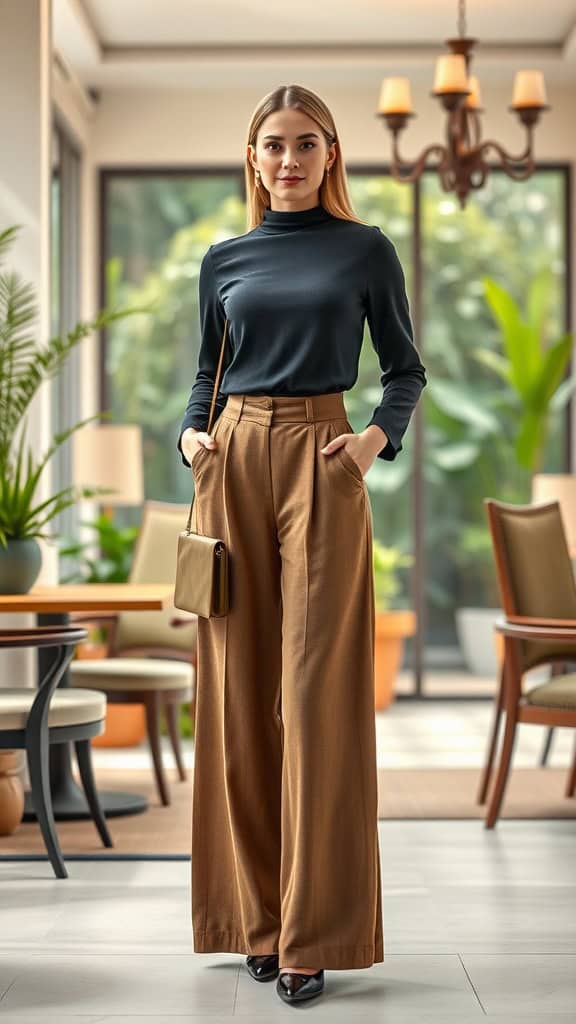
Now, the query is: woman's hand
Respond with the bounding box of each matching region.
[181,426,217,465]
[320,424,389,476]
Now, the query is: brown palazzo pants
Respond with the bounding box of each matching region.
[189,391,384,970]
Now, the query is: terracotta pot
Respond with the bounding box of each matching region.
[0,750,25,835]
[75,642,109,660]
[92,705,147,748]
[73,645,146,748]
[374,609,416,710]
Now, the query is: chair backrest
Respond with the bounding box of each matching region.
[114,500,196,655]
[484,497,576,671]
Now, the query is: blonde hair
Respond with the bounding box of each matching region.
[244,84,366,231]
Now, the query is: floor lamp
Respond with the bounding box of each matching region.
[72,424,144,522]
[531,474,576,563]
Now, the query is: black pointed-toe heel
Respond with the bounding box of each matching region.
[276,969,325,1003]
[245,953,280,981]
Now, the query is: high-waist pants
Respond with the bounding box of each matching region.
[189,391,384,970]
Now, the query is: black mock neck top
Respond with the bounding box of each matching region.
[177,202,427,466]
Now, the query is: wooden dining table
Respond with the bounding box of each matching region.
[0,583,176,822]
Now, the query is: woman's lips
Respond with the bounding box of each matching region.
[279,178,303,184]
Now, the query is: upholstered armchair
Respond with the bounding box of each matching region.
[479,498,576,827]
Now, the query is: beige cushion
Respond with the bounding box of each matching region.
[70,657,193,694]
[525,674,576,709]
[0,688,106,731]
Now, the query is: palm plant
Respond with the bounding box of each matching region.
[0,224,147,561]
[476,270,576,473]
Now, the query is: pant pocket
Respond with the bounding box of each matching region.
[191,414,225,477]
[328,420,365,485]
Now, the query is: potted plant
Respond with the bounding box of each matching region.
[58,511,139,583]
[372,538,415,709]
[453,523,502,676]
[0,224,144,591]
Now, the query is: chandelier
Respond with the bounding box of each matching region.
[375,0,550,208]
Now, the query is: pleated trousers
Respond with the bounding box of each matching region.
[189,391,384,970]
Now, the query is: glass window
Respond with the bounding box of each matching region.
[420,169,569,693]
[101,174,243,506]
[101,167,570,696]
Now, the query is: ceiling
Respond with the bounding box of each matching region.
[53,0,576,91]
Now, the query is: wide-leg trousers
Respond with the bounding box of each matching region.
[189,391,384,970]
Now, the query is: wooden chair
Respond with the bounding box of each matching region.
[69,501,197,806]
[478,498,576,827]
[0,624,112,878]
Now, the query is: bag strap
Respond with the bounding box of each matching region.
[185,318,229,534]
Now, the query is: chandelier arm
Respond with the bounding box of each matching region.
[475,127,535,180]
[469,111,482,149]
[391,135,450,183]
[438,165,457,192]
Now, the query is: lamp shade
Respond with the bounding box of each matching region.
[512,70,547,109]
[433,54,468,94]
[377,77,413,115]
[531,473,576,558]
[73,425,144,505]
[465,74,482,110]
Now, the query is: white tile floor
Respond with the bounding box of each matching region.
[2,699,575,1020]
[0,819,575,1020]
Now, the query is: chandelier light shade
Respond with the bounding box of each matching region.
[378,77,413,116]
[465,75,482,111]
[512,70,547,109]
[432,54,469,96]
[375,0,550,207]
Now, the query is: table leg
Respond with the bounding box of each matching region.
[22,611,149,820]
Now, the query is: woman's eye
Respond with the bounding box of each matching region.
[264,142,315,151]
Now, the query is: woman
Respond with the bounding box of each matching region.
[177,83,427,1006]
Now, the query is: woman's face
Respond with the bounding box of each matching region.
[248,107,336,211]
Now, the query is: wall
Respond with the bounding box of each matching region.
[53,69,100,430]
[0,0,52,690]
[91,82,576,166]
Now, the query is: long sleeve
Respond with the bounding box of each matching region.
[177,246,229,467]
[364,229,427,461]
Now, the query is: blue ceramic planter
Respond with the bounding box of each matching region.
[0,538,42,594]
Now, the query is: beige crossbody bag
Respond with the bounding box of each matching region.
[174,319,230,618]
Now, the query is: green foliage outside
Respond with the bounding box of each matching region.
[479,271,575,473]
